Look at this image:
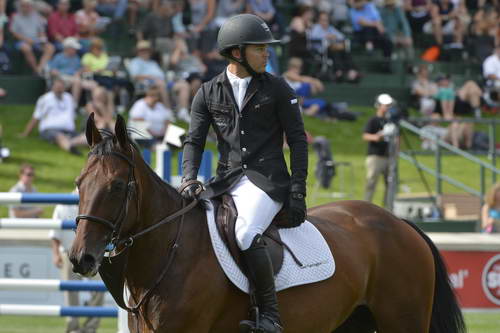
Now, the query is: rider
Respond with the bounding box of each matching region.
[180,13,308,333]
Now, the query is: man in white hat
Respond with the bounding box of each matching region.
[362,93,394,204]
[49,37,96,102]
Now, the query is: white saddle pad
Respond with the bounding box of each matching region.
[204,200,335,293]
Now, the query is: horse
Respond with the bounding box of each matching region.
[69,114,466,333]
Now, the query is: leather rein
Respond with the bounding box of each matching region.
[75,149,200,321]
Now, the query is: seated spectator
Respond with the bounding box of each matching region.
[9,164,44,218]
[403,0,432,36]
[483,45,500,94]
[288,5,315,74]
[246,0,283,37]
[423,0,466,47]
[48,0,78,52]
[127,0,151,32]
[185,0,217,57]
[20,77,84,155]
[213,0,245,28]
[75,0,109,50]
[350,0,393,66]
[10,0,55,74]
[84,86,115,130]
[420,113,449,151]
[310,11,361,82]
[129,85,174,140]
[468,4,497,62]
[380,0,414,59]
[481,182,500,233]
[128,40,191,122]
[411,63,438,116]
[168,37,206,103]
[49,37,97,103]
[96,0,128,21]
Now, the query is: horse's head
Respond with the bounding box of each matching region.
[69,114,138,276]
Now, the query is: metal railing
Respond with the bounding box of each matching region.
[397,118,500,205]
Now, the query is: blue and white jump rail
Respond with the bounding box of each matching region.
[0,279,107,292]
[0,218,76,229]
[0,304,117,317]
[0,193,79,205]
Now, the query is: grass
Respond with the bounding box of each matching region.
[0,312,499,332]
[0,104,498,216]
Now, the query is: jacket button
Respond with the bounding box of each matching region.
[241,130,245,135]
[242,147,247,152]
[243,164,247,169]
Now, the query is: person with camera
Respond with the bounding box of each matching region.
[362,93,395,205]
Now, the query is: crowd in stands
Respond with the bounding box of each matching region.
[0,0,497,153]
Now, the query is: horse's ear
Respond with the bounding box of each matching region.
[85,113,102,147]
[114,114,129,149]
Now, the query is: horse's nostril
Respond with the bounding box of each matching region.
[82,254,96,268]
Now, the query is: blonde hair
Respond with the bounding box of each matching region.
[485,183,500,206]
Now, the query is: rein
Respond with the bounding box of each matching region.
[75,148,201,327]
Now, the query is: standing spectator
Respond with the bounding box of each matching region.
[10,0,55,74]
[48,0,78,52]
[350,0,393,67]
[411,63,438,115]
[8,164,44,218]
[186,0,217,57]
[129,85,174,140]
[481,182,500,233]
[380,0,414,59]
[288,5,314,73]
[362,93,393,204]
[20,78,84,155]
[310,11,361,82]
[48,37,97,103]
[50,189,104,333]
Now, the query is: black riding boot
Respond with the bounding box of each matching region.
[239,235,282,333]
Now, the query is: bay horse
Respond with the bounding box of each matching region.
[70,114,466,333]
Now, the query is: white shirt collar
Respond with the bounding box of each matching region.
[226,67,252,87]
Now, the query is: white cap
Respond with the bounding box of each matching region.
[63,37,81,50]
[376,93,394,106]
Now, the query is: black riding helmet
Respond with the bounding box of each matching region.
[217,14,280,75]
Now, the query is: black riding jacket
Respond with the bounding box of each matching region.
[182,70,308,203]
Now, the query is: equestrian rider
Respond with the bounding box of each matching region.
[180,14,308,333]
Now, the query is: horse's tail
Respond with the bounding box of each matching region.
[402,219,466,333]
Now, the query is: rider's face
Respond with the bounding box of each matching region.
[245,44,269,74]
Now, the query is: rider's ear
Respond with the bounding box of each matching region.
[85,112,103,147]
[114,114,129,149]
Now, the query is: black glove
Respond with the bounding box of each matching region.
[286,192,306,228]
[179,179,203,200]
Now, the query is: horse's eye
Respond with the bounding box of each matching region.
[110,180,126,193]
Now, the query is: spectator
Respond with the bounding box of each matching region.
[288,5,314,73]
[481,182,500,233]
[350,0,393,67]
[380,0,414,59]
[84,86,115,130]
[10,0,55,75]
[246,0,283,37]
[129,85,174,140]
[310,11,361,82]
[213,0,245,28]
[128,40,191,122]
[483,45,500,107]
[423,0,466,46]
[403,0,432,36]
[420,113,449,151]
[96,0,128,22]
[48,0,78,51]
[49,37,97,103]
[8,164,44,218]
[362,93,394,204]
[185,0,217,56]
[468,4,497,62]
[411,63,438,115]
[20,77,84,155]
[50,189,104,333]
[75,0,109,50]
[127,0,151,32]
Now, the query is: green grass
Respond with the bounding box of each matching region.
[0,312,498,332]
[0,104,498,217]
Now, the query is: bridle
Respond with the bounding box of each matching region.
[75,148,199,253]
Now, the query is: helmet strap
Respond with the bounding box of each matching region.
[237,45,259,77]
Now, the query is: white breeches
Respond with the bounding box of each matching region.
[230,176,283,251]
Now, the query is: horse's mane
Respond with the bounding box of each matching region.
[89,129,182,201]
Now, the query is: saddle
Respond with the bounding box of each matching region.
[212,194,299,276]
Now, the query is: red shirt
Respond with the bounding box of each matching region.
[48,12,78,41]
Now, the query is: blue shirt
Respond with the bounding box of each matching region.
[49,53,81,76]
[128,57,165,81]
[349,2,382,32]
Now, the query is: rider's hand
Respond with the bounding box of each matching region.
[179,179,203,201]
[285,192,306,228]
